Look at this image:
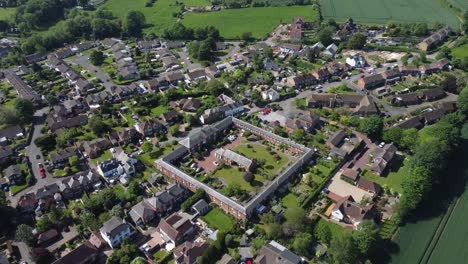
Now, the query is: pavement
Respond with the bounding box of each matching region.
[12,241,33,264]
[218,42,241,61]
[72,54,117,91]
[177,50,202,71]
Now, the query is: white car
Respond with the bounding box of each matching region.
[213,161,219,166]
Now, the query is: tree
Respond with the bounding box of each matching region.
[131,257,147,264]
[359,115,383,139]
[314,220,332,245]
[14,98,34,125]
[16,224,34,246]
[88,117,110,136]
[241,31,253,41]
[34,134,56,152]
[284,207,306,230]
[383,127,403,144]
[291,129,306,143]
[206,79,225,96]
[457,85,468,117]
[329,233,358,264]
[68,156,79,167]
[77,0,89,8]
[318,27,334,46]
[127,180,142,197]
[169,124,179,135]
[123,11,146,37]
[293,233,314,256]
[225,234,234,248]
[141,141,153,153]
[347,33,366,49]
[89,50,104,66]
[352,220,379,255]
[243,172,255,183]
[45,94,59,106]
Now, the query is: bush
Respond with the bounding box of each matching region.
[243,172,254,183]
[181,189,206,211]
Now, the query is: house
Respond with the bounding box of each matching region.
[399,65,419,76]
[356,177,382,195]
[331,196,375,228]
[97,158,127,180]
[307,93,378,116]
[199,102,244,124]
[323,43,338,57]
[17,193,38,213]
[341,168,359,182]
[52,242,98,264]
[138,39,160,50]
[346,53,366,68]
[174,239,209,264]
[187,69,208,82]
[422,108,446,125]
[167,183,187,203]
[421,88,446,101]
[4,72,41,104]
[135,119,166,137]
[157,212,195,245]
[129,200,156,226]
[100,216,135,248]
[326,130,346,148]
[111,86,136,101]
[215,148,255,171]
[3,164,23,185]
[391,93,420,106]
[284,112,320,133]
[191,199,210,216]
[180,120,231,151]
[218,254,236,264]
[247,76,265,86]
[381,69,401,82]
[369,143,397,176]
[74,78,93,93]
[162,109,181,124]
[59,171,102,200]
[261,88,280,102]
[146,190,175,216]
[37,229,59,246]
[24,52,46,64]
[0,146,13,162]
[396,116,425,129]
[357,74,385,89]
[115,127,139,145]
[289,17,304,41]
[255,240,302,264]
[312,68,331,82]
[173,98,202,112]
[46,107,88,133]
[205,66,221,79]
[417,27,452,51]
[50,147,77,169]
[162,56,180,70]
[165,71,185,85]
[82,138,111,158]
[0,125,23,141]
[288,73,316,89]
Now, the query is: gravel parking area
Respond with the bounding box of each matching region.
[326,170,372,203]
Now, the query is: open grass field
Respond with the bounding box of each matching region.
[202,207,236,231]
[0,8,16,21]
[451,43,468,60]
[214,166,260,192]
[320,0,460,28]
[182,6,319,39]
[99,0,317,38]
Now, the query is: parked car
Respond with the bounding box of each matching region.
[39,167,46,178]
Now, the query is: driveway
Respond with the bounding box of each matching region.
[177,50,202,71]
[218,42,241,61]
[12,241,33,264]
[25,107,49,185]
[326,170,372,203]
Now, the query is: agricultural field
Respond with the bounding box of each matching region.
[0,8,16,21]
[320,0,460,28]
[182,5,318,39]
[451,43,468,60]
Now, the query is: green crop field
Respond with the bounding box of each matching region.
[320,0,460,28]
[451,43,468,60]
[182,6,318,39]
[0,8,16,21]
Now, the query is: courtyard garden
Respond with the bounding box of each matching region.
[202,207,236,232]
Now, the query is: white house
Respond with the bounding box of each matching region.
[100,216,135,248]
[261,88,280,102]
[346,54,366,68]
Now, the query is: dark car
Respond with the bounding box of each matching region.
[36,155,41,160]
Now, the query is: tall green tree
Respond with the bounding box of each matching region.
[89,50,104,66]
[16,224,34,246]
[329,233,358,264]
[14,98,34,124]
[123,11,146,37]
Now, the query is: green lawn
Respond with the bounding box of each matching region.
[362,157,407,194]
[234,143,289,175]
[281,193,300,209]
[202,207,235,231]
[91,150,113,165]
[184,0,211,6]
[10,183,28,196]
[151,105,169,117]
[182,5,318,39]
[451,43,468,60]
[320,0,460,28]
[0,8,16,21]
[214,166,256,192]
[314,218,351,240]
[137,145,174,167]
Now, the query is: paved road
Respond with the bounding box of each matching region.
[12,241,33,264]
[72,55,117,91]
[178,50,202,71]
[218,42,241,61]
[25,108,49,184]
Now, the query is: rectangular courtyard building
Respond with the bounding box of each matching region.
[156,117,314,220]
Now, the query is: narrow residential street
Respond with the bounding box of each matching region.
[72,54,117,91]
